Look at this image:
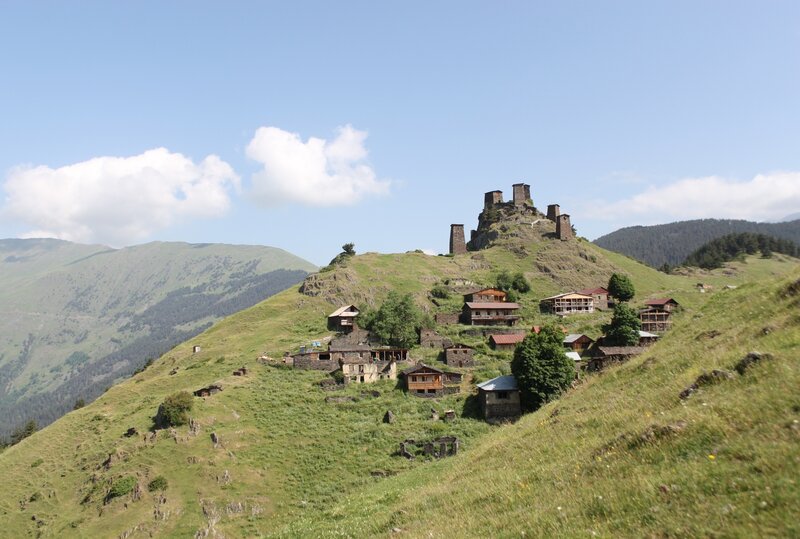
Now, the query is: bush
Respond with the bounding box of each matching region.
[330,370,345,384]
[10,419,37,445]
[360,292,423,348]
[108,476,136,500]
[147,476,168,492]
[511,272,531,293]
[608,273,635,302]
[430,284,450,299]
[511,326,575,411]
[154,391,194,428]
[602,304,642,346]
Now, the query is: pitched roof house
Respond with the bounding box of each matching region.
[489,333,526,351]
[539,293,594,316]
[461,302,520,326]
[476,375,521,421]
[327,305,360,332]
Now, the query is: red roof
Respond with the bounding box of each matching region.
[577,287,609,296]
[489,334,526,345]
[645,298,679,306]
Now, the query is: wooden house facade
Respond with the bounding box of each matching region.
[539,293,594,316]
[403,364,461,397]
[563,334,594,355]
[327,305,360,332]
[461,302,521,326]
[489,333,526,351]
[577,287,611,310]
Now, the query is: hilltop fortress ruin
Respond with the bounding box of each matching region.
[449,182,573,254]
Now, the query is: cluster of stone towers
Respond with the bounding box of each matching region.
[449,182,573,254]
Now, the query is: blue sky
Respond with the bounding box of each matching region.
[1,1,799,265]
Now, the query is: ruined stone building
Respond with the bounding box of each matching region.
[476,375,521,421]
[577,287,611,310]
[539,292,594,316]
[341,355,397,384]
[444,344,474,367]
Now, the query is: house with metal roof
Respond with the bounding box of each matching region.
[476,375,521,420]
[562,333,595,355]
[327,305,360,332]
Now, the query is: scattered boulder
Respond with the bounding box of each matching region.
[101,448,127,470]
[444,410,456,422]
[430,409,439,421]
[383,410,396,424]
[630,421,688,448]
[210,432,220,448]
[233,367,247,376]
[734,351,773,375]
[123,427,138,438]
[398,441,414,459]
[194,384,223,398]
[779,278,800,298]
[680,369,735,399]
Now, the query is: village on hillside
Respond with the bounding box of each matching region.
[282,184,684,424]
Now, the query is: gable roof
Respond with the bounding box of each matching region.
[489,333,526,345]
[466,287,507,297]
[328,304,360,318]
[477,375,518,392]
[402,363,444,376]
[541,292,593,301]
[563,333,594,344]
[565,351,582,362]
[464,302,520,309]
[577,287,609,296]
[644,298,679,307]
[596,346,646,357]
[638,330,659,338]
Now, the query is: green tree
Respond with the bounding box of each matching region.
[602,303,642,346]
[511,272,531,293]
[342,243,356,256]
[154,391,194,428]
[495,270,513,292]
[510,326,575,411]
[10,419,37,445]
[608,273,635,302]
[363,292,422,348]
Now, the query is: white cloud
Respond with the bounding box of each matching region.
[246,125,390,206]
[585,172,800,224]
[2,148,240,245]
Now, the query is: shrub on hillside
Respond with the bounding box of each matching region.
[602,304,642,346]
[608,273,635,302]
[510,326,575,411]
[430,284,450,299]
[147,476,168,492]
[108,476,136,500]
[154,391,194,428]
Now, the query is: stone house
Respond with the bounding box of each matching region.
[489,333,526,351]
[444,344,474,367]
[563,334,594,355]
[577,287,612,310]
[476,375,521,421]
[340,355,397,384]
[539,292,594,316]
[462,301,521,326]
[327,305,360,332]
[464,288,508,303]
[420,328,453,349]
[586,346,645,371]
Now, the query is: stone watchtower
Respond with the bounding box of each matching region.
[546,204,560,222]
[556,214,573,241]
[512,183,531,206]
[484,190,503,210]
[449,224,467,255]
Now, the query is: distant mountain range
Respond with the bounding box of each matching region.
[0,238,316,438]
[593,218,800,267]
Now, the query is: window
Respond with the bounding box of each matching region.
[417,389,425,394]
[411,375,418,382]
[497,391,509,400]
[319,353,331,361]
[427,389,436,394]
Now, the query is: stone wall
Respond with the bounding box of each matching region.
[435,313,460,325]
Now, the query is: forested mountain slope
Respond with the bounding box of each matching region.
[0,239,315,439]
[593,218,800,267]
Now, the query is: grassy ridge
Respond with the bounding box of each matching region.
[283,269,800,537]
[0,241,796,537]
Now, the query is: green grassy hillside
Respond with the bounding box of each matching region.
[0,232,796,537]
[0,239,316,439]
